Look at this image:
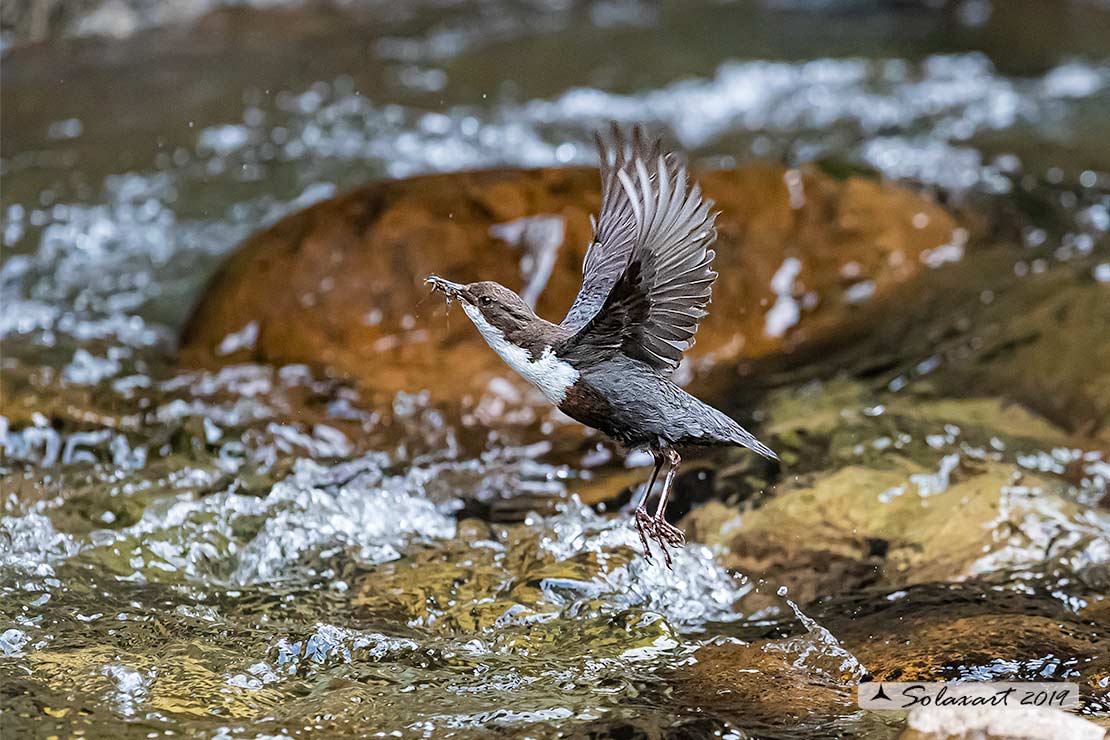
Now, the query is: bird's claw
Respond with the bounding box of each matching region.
[654,519,686,548]
[634,508,655,562]
[633,509,687,568]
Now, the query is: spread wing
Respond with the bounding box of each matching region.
[559,125,660,333]
[558,128,718,374]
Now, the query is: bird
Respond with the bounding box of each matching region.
[426,125,777,566]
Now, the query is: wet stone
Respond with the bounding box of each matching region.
[672,634,861,732]
[685,384,1109,603]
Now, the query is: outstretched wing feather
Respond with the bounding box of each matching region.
[560,125,660,333]
[559,127,718,375]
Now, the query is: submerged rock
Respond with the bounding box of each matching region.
[180,164,958,402]
[674,639,857,730]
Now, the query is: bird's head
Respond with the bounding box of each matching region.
[425,276,538,337]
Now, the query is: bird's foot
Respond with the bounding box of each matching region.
[634,507,655,561]
[633,509,687,568]
[652,518,686,548]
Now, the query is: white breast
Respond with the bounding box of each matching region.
[460,302,579,404]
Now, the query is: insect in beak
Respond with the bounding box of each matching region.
[425,275,465,305]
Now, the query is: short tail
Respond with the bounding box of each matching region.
[688,394,778,460]
[734,426,778,460]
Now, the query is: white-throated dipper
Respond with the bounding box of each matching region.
[427,125,777,565]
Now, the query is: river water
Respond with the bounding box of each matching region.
[2,1,1109,737]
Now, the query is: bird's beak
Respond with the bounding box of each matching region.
[425,275,469,303]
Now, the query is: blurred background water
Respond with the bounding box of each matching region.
[2,1,1109,738]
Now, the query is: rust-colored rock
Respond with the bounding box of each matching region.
[180,165,958,402]
[673,636,860,729]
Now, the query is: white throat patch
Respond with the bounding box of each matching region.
[460,302,579,404]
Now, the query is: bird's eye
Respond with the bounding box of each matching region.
[479,295,493,307]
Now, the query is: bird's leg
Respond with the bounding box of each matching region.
[634,451,665,560]
[632,447,687,568]
[650,448,687,562]
[630,451,662,511]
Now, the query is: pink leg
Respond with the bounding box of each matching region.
[634,451,664,560]
[633,447,687,568]
[650,448,687,567]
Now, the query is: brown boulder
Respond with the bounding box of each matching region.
[180,165,958,402]
[673,632,861,729]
